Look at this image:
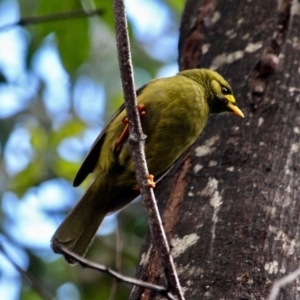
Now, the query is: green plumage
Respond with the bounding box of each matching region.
[51,68,243,261]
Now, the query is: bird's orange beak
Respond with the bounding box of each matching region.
[227,102,244,118]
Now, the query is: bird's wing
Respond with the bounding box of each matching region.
[73,84,148,187]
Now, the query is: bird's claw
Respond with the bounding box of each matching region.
[114,104,146,151]
[147,175,156,188]
[133,174,156,191]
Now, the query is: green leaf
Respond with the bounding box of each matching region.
[18,0,39,18]
[50,119,86,147]
[30,126,48,151]
[20,288,45,300]
[164,0,185,15]
[9,162,44,196]
[51,158,80,181]
[90,0,115,30]
[35,0,90,73]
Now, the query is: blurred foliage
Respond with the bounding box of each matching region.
[0,0,184,299]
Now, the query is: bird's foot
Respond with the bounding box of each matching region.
[133,174,156,191]
[114,104,145,151]
[147,174,156,188]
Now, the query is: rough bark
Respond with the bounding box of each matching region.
[131,0,300,299]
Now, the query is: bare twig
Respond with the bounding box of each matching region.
[0,9,104,32]
[0,243,52,300]
[112,0,185,299]
[108,277,118,300]
[60,247,177,300]
[267,267,300,300]
[108,225,122,300]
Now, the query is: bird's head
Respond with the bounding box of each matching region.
[205,70,244,118]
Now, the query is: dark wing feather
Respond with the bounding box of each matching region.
[73,84,148,187]
[73,103,125,186]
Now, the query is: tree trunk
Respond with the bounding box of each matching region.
[131,0,300,299]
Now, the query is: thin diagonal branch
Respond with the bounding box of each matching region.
[267,267,300,300]
[112,1,185,300]
[0,243,52,300]
[0,9,104,32]
[60,247,176,300]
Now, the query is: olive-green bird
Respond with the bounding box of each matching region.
[51,68,244,261]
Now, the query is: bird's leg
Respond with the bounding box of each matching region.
[114,116,129,152]
[133,174,156,191]
[114,104,146,151]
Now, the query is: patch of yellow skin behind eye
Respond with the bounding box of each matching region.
[211,79,244,118]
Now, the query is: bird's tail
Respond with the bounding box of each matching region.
[51,180,109,263]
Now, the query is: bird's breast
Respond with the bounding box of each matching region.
[141,81,209,176]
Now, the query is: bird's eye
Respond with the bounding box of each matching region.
[221,86,231,95]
